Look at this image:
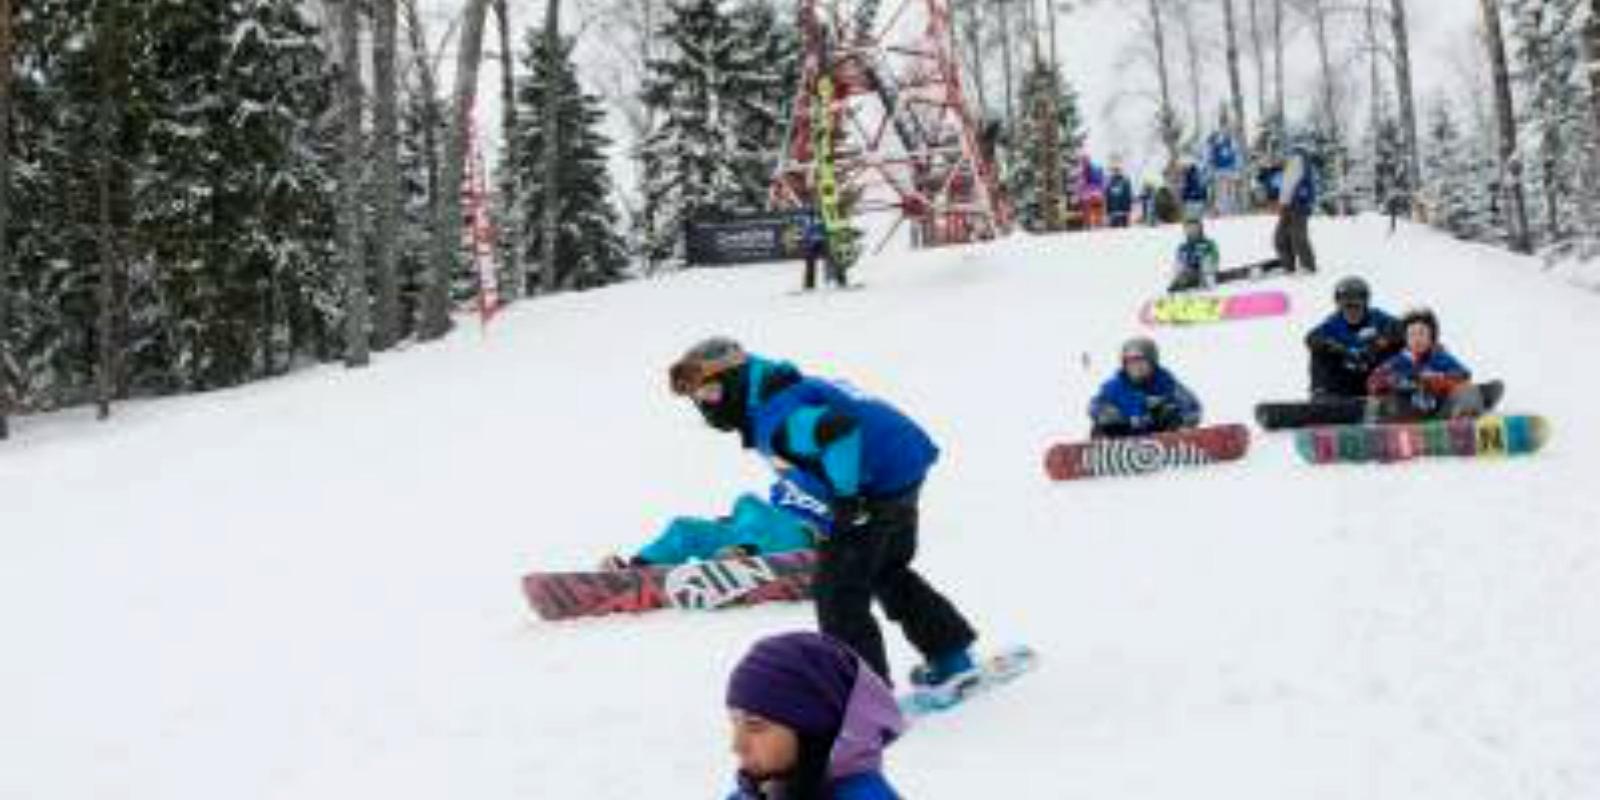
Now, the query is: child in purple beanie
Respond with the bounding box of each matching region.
[725,632,906,799]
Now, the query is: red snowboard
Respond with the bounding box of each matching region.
[1043,423,1251,481]
[522,549,818,622]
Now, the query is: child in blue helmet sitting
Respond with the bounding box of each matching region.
[602,469,831,569]
[1088,337,1203,438]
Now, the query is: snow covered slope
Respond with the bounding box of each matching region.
[3,215,1596,800]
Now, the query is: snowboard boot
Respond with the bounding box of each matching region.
[908,648,982,705]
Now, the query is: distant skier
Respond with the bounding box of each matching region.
[1089,337,1203,438]
[1367,308,1484,420]
[1304,277,1402,400]
[1138,174,1160,226]
[1273,145,1318,273]
[668,337,981,697]
[1078,155,1107,228]
[800,208,834,291]
[1206,122,1243,215]
[1167,218,1220,293]
[600,469,830,570]
[1106,164,1135,228]
[725,631,904,799]
[1180,158,1210,221]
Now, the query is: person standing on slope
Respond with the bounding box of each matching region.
[1089,337,1203,438]
[725,631,905,800]
[1106,163,1135,228]
[1180,158,1210,221]
[668,338,981,697]
[1367,308,1484,420]
[1273,145,1318,274]
[1207,121,1244,215]
[1304,277,1402,400]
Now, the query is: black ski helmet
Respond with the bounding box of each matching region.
[1334,276,1371,307]
[1400,307,1439,342]
[1120,336,1160,367]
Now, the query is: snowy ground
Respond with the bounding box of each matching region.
[3,215,1597,800]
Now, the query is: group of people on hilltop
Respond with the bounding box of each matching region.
[1086,276,1482,441]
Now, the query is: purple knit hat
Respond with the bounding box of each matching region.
[726,632,859,738]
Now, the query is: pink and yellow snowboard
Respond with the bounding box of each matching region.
[1139,290,1290,326]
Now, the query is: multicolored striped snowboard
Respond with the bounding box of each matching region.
[1139,290,1290,326]
[522,550,818,621]
[1294,414,1550,465]
[1044,423,1251,481]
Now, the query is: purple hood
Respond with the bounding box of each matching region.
[826,657,905,779]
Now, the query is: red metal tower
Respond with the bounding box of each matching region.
[770,0,1009,251]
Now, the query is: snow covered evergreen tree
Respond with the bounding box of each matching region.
[1507,0,1591,254]
[7,0,343,410]
[1006,60,1084,232]
[510,29,629,292]
[1422,103,1497,242]
[637,0,794,267]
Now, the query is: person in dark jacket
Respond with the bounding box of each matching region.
[1180,159,1210,221]
[1273,147,1318,273]
[1088,337,1203,438]
[1367,308,1483,420]
[1106,165,1135,228]
[801,209,831,291]
[725,632,905,800]
[669,338,980,694]
[1304,277,1402,400]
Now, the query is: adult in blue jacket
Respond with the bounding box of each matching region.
[669,338,979,692]
[726,632,905,799]
[1106,165,1135,228]
[801,209,835,291]
[1304,276,1402,399]
[1207,126,1243,214]
[1273,147,1318,273]
[1088,337,1203,438]
[1367,308,1484,419]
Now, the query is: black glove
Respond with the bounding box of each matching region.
[831,496,871,533]
[1149,397,1181,427]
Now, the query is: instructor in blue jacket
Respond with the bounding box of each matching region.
[669,337,980,697]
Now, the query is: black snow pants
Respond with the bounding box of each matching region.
[813,485,977,684]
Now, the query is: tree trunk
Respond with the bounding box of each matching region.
[1272,0,1284,123]
[94,6,124,420]
[1388,0,1419,208]
[999,0,1015,131]
[537,0,562,294]
[373,0,402,349]
[0,0,12,438]
[1367,0,1384,204]
[1308,0,1345,211]
[495,0,520,300]
[1589,0,1600,151]
[1149,0,1179,164]
[422,0,491,339]
[1479,0,1531,252]
[1248,0,1266,124]
[962,0,988,116]
[1177,2,1203,142]
[403,0,445,252]
[339,0,370,366]
[1222,0,1248,156]
[1046,0,1059,73]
